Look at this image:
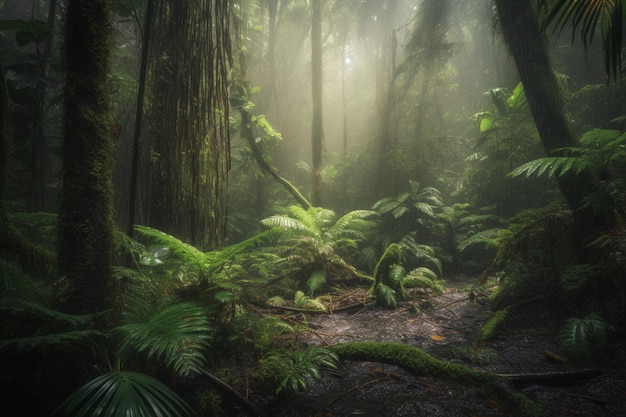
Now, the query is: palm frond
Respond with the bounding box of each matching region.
[509,156,588,179]
[56,371,194,417]
[0,330,102,350]
[542,0,623,81]
[116,301,212,377]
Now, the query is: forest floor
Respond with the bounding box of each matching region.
[251,275,626,417]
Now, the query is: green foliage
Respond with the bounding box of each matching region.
[261,206,376,292]
[116,302,212,377]
[372,243,443,308]
[255,346,338,395]
[558,313,614,363]
[56,371,194,417]
[541,0,623,81]
[294,290,326,312]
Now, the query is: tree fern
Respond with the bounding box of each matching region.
[56,371,194,417]
[558,313,614,363]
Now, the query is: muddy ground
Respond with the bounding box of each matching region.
[251,276,626,417]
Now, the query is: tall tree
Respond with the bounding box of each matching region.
[57,0,114,314]
[493,0,613,261]
[311,0,323,206]
[142,0,231,249]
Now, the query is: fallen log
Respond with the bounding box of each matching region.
[331,341,544,417]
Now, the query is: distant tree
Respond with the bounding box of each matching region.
[57,0,114,314]
[311,0,324,206]
[493,0,614,261]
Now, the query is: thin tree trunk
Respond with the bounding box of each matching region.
[58,0,114,314]
[311,0,323,207]
[127,0,154,240]
[494,0,612,261]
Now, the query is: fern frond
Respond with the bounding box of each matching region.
[404,267,445,294]
[260,214,308,231]
[374,283,397,309]
[559,264,601,292]
[294,290,326,312]
[306,270,327,294]
[134,225,206,269]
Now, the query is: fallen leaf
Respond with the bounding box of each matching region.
[430,335,445,341]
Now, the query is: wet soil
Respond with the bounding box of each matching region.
[258,276,626,417]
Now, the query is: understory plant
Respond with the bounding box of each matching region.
[253,345,338,395]
[372,242,444,308]
[261,205,377,294]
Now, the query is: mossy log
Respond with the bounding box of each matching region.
[331,341,543,417]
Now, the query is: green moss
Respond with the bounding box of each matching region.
[331,341,543,416]
[479,307,510,341]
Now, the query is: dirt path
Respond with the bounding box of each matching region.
[263,277,626,417]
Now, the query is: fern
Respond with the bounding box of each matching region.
[403,267,445,294]
[558,313,614,363]
[294,290,326,312]
[306,269,327,294]
[257,346,338,394]
[374,283,397,309]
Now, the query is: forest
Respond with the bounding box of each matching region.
[1,0,625,416]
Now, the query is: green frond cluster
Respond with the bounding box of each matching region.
[255,346,338,394]
[260,205,376,292]
[294,290,326,312]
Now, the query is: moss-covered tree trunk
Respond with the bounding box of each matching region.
[494,0,612,261]
[58,0,114,314]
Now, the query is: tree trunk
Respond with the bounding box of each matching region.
[494,0,612,261]
[311,0,323,207]
[58,0,114,314]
